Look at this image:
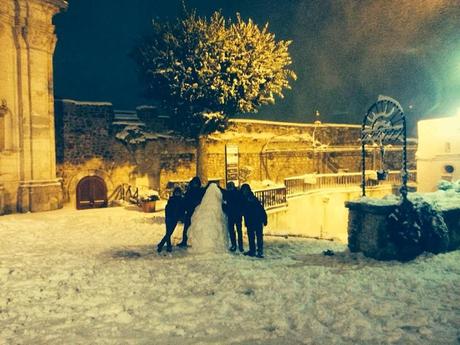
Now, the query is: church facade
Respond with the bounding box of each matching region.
[0,0,67,214]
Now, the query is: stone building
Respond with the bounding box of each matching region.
[0,0,67,214]
[417,114,460,192]
[54,99,416,210]
[0,0,416,214]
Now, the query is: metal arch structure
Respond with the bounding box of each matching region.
[361,95,408,199]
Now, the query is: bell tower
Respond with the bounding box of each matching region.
[0,0,67,213]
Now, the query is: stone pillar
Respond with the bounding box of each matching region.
[0,2,18,214]
[0,0,67,213]
[0,183,4,215]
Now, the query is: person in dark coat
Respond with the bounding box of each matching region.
[177,176,204,247]
[240,183,267,258]
[222,182,244,252]
[157,187,185,253]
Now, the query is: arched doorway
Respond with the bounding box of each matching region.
[76,176,108,210]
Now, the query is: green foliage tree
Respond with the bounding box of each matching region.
[132,9,296,182]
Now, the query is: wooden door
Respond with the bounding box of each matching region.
[76,176,108,210]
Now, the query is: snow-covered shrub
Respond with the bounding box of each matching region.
[437,180,454,191]
[387,198,449,261]
[415,199,449,254]
[453,180,460,193]
[387,201,422,261]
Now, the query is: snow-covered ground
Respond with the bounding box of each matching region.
[1,206,459,345]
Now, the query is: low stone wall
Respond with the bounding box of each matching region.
[345,200,460,260]
[265,185,394,242]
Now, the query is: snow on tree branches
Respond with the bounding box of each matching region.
[132,10,296,138]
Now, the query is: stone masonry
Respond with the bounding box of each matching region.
[55,100,416,208]
[0,0,67,214]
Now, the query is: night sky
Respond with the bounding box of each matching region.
[53,0,460,133]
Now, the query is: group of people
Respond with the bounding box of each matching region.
[157,177,267,258]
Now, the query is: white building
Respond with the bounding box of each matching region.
[417,114,460,192]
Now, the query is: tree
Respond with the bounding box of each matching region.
[132,9,296,182]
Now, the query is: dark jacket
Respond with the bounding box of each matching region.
[165,195,185,223]
[222,189,243,220]
[183,186,204,217]
[242,193,268,229]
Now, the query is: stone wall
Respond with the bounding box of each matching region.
[55,101,417,207]
[55,99,198,205]
[228,119,362,145]
[55,99,116,164]
[205,120,416,183]
[56,99,135,205]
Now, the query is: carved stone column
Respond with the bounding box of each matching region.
[0,0,67,213]
[0,1,20,213]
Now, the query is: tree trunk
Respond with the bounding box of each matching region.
[196,135,208,184]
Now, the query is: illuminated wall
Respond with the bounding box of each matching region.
[0,0,67,214]
[56,100,417,208]
[417,115,460,192]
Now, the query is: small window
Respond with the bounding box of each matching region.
[444,165,455,174]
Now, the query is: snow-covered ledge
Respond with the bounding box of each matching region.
[345,191,460,260]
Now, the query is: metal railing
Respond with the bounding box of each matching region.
[253,186,287,210]
[384,170,417,185]
[110,183,140,205]
[284,170,417,196]
[108,171,416,211]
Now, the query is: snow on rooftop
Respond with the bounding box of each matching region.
[115,125,172,143]
[136,105,158,110]
[113,110,140,121]
[112,120,146,126]
[58,99,113,106]
[230,118,362,128]
[114,110,136,114]
[209,130,315,142]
